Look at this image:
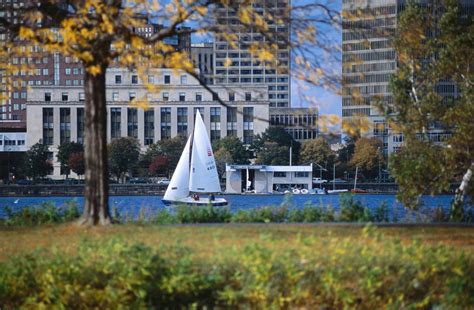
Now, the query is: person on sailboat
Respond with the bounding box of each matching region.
[209,193,215,201]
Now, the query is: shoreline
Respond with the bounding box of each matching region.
[0,183,457,197]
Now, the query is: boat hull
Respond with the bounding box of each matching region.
[162,197,228,206]
[327,189,349,194]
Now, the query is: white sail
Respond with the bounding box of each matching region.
[189,110,221,193]
[163,135,192,201]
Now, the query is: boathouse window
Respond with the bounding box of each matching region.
[274,172,286,177]
[295,172,309,178]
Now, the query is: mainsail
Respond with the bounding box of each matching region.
[189,110,221,193]
[163,134,192,201]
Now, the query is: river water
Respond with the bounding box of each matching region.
[0,194,455,221]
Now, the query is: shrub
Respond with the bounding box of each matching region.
[338,194,372,222]
[3,201,80,226]
[374,201,390,222]
[231,205,288,223]
[175,205,232,224]
[1,228,474,308]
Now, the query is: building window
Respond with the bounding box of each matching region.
[177,107,188,136]
[111,108,121,139]
[127,108,138,138]
[42,108,54,145]
[148,75,154,84]
[79,92,85,102]
[60,108,71,144]
[274,172,286,177]
[162,92,169,101]
[164,75,171,84]
[245,92,251,101]
[65,68,71,75]
[226,107,237,137]
[77,108,84,144]
[210,107,221,142]
[62,92,68,101]
[73,68,79,75]
[179,92,186,102]
[196,92,202,101]
[115,75,122,84]
[229,92,235,101]
[180,75,187,84]
[144,109,154,145]
[112,92,119,101]
[131,75,138,84]
[295,172,309,178]
[161,107,171,140]
[42,68,48,75]
[129,92,136,101]
[243,107,254,144]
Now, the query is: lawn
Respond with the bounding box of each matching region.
[1,223,474,261]
[1,223,474,308]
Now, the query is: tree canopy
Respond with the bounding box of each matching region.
[300,137,335,178]
[350,137,383,180]
[251,127,300,164]
[108,137,141,182]
[385,0,474,217]
[212,136,250,165]
[57,142,84,178]
[24,142,52,181]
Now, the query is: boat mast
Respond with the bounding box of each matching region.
[354,166,358,191]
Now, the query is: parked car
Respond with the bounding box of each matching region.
[312,177,328,184]
[158,178,170,185]
[17,179,33,185]
[129,177,148,184]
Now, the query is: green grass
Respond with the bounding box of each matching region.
[1,224,474,308]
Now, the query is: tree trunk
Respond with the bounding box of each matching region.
[450,162,474,221]
[78,70,112,225]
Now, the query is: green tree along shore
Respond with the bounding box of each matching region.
[384,0,474,219]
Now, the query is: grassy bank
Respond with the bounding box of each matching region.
[1,224,474,308]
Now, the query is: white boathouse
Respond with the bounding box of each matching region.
[225,164,313,194]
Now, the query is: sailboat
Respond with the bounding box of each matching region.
[162,110,228,206]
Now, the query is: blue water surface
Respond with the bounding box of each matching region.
[0,194,455,221]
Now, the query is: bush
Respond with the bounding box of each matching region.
[1,228,474,308]
[374,201,390,222]
[3,201,80,226]
[338,194,372,222]
[175,205,232,224]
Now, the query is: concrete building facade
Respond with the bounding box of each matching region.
[226,164,313,194]
[26,68,269,178]
[269,108,319,141]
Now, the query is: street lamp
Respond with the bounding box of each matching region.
[377,147,382,184]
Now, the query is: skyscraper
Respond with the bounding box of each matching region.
[214,0,291,108]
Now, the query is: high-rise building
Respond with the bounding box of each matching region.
[342,0,472,154]
[342,0,398,154]
[190,43,214,85]
[214,0,291,108]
